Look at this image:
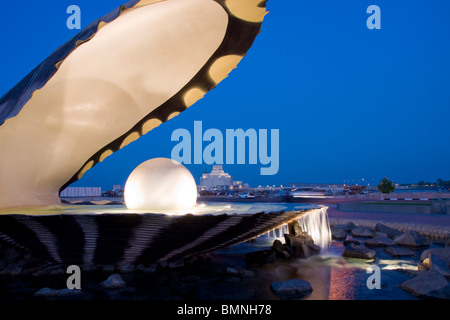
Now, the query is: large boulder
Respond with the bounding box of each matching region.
[272,240,291,259]
[365,235,395,248]
[287,220,303,235]
[375,223,403,239]
[394,231,429,247]
[351,226,374,238]
[284,233,314,247]
[331,227,347,240]
[343,244,376,260]
[385,246,416,257]
[270,278,313,299]
[400,270,448,297]
[420,247,450,265]
[422,254,450,277]
[283,233,319,259]
[294,243,311,259]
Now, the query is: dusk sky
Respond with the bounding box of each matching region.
[1,0,449,190]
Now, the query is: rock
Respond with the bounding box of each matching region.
[307,242,321,254]
[284,244,295,256]
[270,279,313,299]
[331,227,347,240]
[272,240,291,259]
[375,223,403,239]
[33,287,85,297]
[423,254,450,277]
[118,262,135,273]
[245,250,277,266]
[385,246,416,257]
[394,231,429,247]
[400,270,448,297]
[101,274,126,289]
[343,239,360,246]
[294,243,311,259]
[288,220,303,235]
[420,247,450,265]
[424,284,450,300]
[374,232,388,238]
[417,263,428,271]
[284,233,314,247]
[343,244,376,260]
[351,226,374,238]
[365,235,395,248]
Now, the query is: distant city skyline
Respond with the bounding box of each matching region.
[1,0,449,191]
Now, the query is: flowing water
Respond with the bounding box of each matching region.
[264,206,332,249]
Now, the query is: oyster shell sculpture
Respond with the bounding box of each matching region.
[0,0,268,208]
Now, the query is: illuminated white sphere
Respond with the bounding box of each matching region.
[124,158,197,210]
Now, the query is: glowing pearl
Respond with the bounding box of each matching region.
[124,158,197,210]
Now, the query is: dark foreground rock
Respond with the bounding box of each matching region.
[400,270,449,298]
[283,233,320,259]
[395,231,429,247]
[343,244,376,260]
[271,240,291,259]
[270,279,313,299]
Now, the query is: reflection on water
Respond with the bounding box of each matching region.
[220,237,424,300]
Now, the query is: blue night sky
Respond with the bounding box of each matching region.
[1,0,449,190]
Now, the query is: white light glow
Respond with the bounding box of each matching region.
[124,158,198,210]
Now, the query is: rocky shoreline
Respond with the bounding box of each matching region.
[1,219,449,300]
[330,220,450,299]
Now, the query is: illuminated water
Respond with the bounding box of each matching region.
[263,206,332,249]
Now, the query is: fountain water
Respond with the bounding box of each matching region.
[265,206,332,250]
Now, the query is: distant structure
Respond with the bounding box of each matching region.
[232,181,250,190]
[60,187,102,198]
[200,165,233,191]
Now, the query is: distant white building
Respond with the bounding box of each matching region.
[200,165,233,190]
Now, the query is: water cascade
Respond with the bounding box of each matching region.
[265,206,332,249]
